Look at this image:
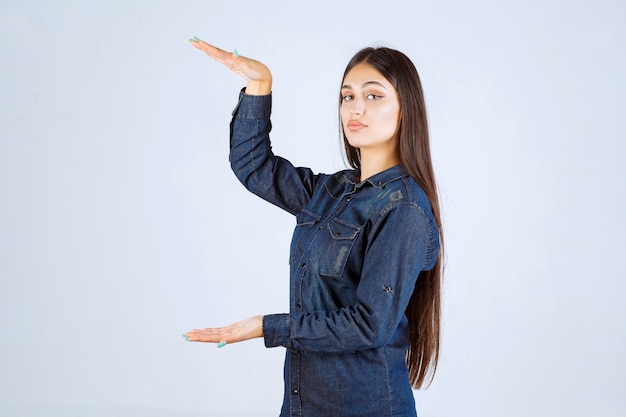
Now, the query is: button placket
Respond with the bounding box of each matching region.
[295,263,307,312]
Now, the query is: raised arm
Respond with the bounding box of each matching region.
[189,38,321,214]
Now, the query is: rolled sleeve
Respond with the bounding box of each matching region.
[231,88,272,119]
[263,313,291,348]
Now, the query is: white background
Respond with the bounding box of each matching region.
[1,1,625,416]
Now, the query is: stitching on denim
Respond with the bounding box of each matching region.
[324,180,345,201]
[245,120,303,214]
[372,199,433,271]
[382,345,395,416]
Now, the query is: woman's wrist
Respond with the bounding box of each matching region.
[245,79,272,95]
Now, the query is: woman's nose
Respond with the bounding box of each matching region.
[349,101,364,117]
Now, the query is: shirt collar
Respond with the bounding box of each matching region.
[347,164,408,189]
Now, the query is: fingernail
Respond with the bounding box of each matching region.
[233,49,239,58]
[193,36,201,41]
[182,334,190,341]
[217,340,227,348]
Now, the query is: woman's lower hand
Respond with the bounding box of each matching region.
[189,37,272,95]
[184,315,264,345]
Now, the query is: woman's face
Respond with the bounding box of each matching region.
[340,63,401,158]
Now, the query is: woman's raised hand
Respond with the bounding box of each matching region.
[189,37,272,95]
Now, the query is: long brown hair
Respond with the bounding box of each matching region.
[339,47,444,389]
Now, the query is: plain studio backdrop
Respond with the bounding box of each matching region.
[1,1,625,416]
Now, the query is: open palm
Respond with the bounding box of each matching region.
[190,38,272,95]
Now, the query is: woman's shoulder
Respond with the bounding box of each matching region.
[398,175,433,212]
[363,166,432,212]
[314,168,357,196]
[328,168,357,181]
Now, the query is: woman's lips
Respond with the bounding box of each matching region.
[347,120,367,131]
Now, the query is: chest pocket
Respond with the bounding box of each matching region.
[311,218,360,277]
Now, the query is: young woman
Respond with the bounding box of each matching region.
[185,39,444,417]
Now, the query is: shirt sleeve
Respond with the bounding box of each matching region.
[229,89,321,215]
[263,201,440,353]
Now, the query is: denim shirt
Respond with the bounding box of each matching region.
[229,90,440,417]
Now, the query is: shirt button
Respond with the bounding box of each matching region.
[296,302,302,308]
[301,263,306,268]
[292,389,299,395]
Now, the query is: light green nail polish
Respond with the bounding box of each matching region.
[182,334,190,341]
[233,49,239,58]
[217,341,227,348]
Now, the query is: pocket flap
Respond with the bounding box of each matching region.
[328,218,360,240]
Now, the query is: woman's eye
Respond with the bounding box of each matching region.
[342,94,353,102]
[367,93,383,100]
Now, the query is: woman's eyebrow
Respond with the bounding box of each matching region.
[341,80,387,90]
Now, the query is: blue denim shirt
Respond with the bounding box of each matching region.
[229,90,440,417]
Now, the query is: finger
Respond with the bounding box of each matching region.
[187,328,225,337]
[185,328,231,343]
[189,38,236,62]
[184,332,223,343]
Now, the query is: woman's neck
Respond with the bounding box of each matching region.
[359,149,401,182]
